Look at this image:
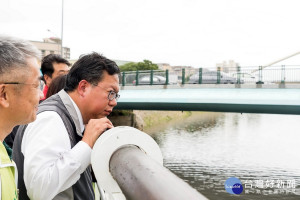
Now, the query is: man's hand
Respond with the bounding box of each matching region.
[81,118,113,148]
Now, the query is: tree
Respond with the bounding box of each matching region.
[119,60,159,71]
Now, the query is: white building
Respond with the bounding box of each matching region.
[30,37,70,59]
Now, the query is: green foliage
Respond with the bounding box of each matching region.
[119,60,159,71]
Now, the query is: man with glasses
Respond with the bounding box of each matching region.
[5,54,70,148]
[13,52,120,200]
[0,35,42,199]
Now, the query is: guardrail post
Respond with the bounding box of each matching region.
[281,65,285,84]
[198,68,202,84]
[256,66,264,84]
[150,70,153,85]
[217,67,221,84]
[182,68,185,85]
[237,66,241,84]
[135,70,139,86]
[165,69,169,85]
[122,71,125,86]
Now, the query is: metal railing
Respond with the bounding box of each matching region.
[110,145,208,200]
[119,65,300,86]
[91,126,208,200]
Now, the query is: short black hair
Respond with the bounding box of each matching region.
[64,52,120,92]
[41,54,70,80]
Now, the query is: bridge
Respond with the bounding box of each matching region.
[95,84,300,199]
[115,85,300,115]
[97,66,300,200]
[95,67,300,200]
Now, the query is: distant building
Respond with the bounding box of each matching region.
[170,65,197,79]
[30,37,70,59]
[156,63,172,71]
[216,60,239,73]
[171,65,196,73]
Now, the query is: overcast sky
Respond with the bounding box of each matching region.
[1,0,300,67]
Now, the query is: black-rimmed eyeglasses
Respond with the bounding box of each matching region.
[93,84,120,101]
[0,82,41,90]
[107,90,120,101]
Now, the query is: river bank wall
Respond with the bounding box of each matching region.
[109,110,221,134]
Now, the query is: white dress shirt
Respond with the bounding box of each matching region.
[22,94,91,200]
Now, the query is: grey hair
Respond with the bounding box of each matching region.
[0,35,41,78]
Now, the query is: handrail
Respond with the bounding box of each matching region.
[115,88,300,115]
[120,65,300,86]
[91,127,208,200]
[110,145,208,200]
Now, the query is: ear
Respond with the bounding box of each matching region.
[77,80,90,97]
[44,74,52,86]
[0,85,9,108]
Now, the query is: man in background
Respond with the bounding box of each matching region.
[41,54,70,100]
[0,35,42,199]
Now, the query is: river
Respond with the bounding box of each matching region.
[146,112,300,200]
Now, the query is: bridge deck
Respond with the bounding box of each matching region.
[116,87,300,115]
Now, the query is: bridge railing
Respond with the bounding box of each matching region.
[120,70,177,86]
[119,65,300,86]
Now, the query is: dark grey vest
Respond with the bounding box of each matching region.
[12,90,95,200]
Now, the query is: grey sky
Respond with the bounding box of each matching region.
[1,0,300,67]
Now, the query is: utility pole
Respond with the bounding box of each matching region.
[61,0,64,57]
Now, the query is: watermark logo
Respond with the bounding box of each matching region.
[225,177,243,194]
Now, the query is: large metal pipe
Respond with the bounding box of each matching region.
[110,145,208,200]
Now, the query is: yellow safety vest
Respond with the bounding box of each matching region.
[0,142,18,200]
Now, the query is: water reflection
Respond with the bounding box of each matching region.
[148,112,300,200]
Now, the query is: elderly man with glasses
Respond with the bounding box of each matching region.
[13,52,121,200]
[0,35,43,199]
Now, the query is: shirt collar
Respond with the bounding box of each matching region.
[66,93,85,134]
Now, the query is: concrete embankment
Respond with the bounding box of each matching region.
[109,110,221,134]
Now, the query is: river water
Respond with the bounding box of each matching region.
[147,112,300,200]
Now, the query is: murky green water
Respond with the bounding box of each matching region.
[149,112,300,200]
